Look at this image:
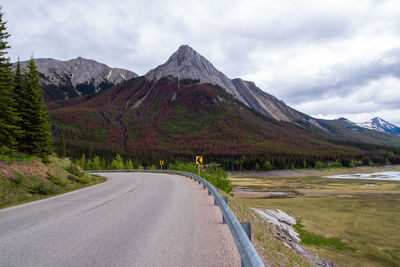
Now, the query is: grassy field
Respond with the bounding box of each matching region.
[229,166,400,267]
[0,155,106,209]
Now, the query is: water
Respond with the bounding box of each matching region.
[262,192,288,195]
[324,171,400,181]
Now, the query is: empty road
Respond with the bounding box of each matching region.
[0,172,241,266]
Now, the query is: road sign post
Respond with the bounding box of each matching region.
[196,156,203,177]
[160,160,164,170]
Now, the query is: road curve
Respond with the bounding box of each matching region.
[0,172,241,266]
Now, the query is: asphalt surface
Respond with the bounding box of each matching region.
[0,172,241,266]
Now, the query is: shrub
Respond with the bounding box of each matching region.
[47,172,67,186]
[29,181,58,195]
[315,161,326,169]
[11,173,25,185]
[66,163,84,177]
[67,174,77,182]
[150,164,157,170]
[75,175,90,184]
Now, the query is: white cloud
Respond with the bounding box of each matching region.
[2,0,400,125]
[294,76,400,125]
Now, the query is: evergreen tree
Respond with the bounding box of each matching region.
[56,131,66,157]
[0,8,21,153]
[100,158,107,170]
[19,57,52,157]
[79,154,86,169]
[125,159,134,169]
[263,160,273,171]
[111,154,124,170]
[86,159,93,170]
[92,156,101,170]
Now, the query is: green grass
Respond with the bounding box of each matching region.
[221,191,314,266]
[0,153,39,162]
[0,156,106,209]
[230,170,400,267]
[294,221,357,252]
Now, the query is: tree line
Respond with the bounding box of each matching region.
[0,8,53,159]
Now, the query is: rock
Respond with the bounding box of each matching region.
[145,44,321,125]
[253,208,337,267]
[252,208,300,243]
[14,57,137,100]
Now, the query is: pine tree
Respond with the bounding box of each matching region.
[79,154,86,169]
[111,154,124,170]
[125,159,133,169]
[86,159,93,170]
[19,57,53,157]
[56,131,66,157]
[0,8,21,153]
[101,158,107,170]
[92,156,101,170]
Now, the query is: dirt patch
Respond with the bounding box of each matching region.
[0,160,49,179]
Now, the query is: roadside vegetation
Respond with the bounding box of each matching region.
[221,191,314,266]
[229,168,400,266]
[0,155,105,209]
[72,152,233,194]
[168,161,232,194]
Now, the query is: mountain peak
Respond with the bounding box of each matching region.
[176,44,194,53]
[14,57,137,100]
[357,117,400,135]
[145,45,312,122]
[145,44,243,100]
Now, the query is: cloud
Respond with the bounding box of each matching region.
[294,75,400,125]
[3,0,400,125]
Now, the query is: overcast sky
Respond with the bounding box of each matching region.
[3,0,400,125]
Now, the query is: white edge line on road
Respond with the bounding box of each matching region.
[0,174,112,212]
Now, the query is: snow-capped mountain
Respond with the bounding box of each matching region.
[357,117,400,136]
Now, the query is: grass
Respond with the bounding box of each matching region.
[229,167,400,267]
[0,155,106,209]
[293,221,358,252]
[220,190,314,266]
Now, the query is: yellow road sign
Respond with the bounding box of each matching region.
[160,160,164,165]
[196,156,203,165]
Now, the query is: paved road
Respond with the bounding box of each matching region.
[0,173,241,266]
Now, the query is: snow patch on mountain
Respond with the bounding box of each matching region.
[357,117,400,136]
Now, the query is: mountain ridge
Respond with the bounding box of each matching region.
[357,117,400,136]
[15,57,137,101]
[145,45,310,123]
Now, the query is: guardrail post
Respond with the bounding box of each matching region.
[208,189,211,195]
[240,222,251,241]
[198,180,201,184]
[222,197,228,224]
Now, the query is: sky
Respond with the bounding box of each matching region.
[3,0,400,125]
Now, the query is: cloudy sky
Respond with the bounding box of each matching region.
[3,0,400,125]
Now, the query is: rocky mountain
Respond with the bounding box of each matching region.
[357,117,400,136]
[145,45,308,123]
[16,57,137,101]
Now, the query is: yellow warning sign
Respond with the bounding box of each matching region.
[160,160,164,166]
[196,156,203,165]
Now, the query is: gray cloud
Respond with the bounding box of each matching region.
[3,0,400,125]
[283,48,400,104]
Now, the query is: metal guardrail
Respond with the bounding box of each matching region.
[88,169,264,267]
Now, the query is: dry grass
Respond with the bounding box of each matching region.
[229,167,400,267]
[0,156,105,208]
